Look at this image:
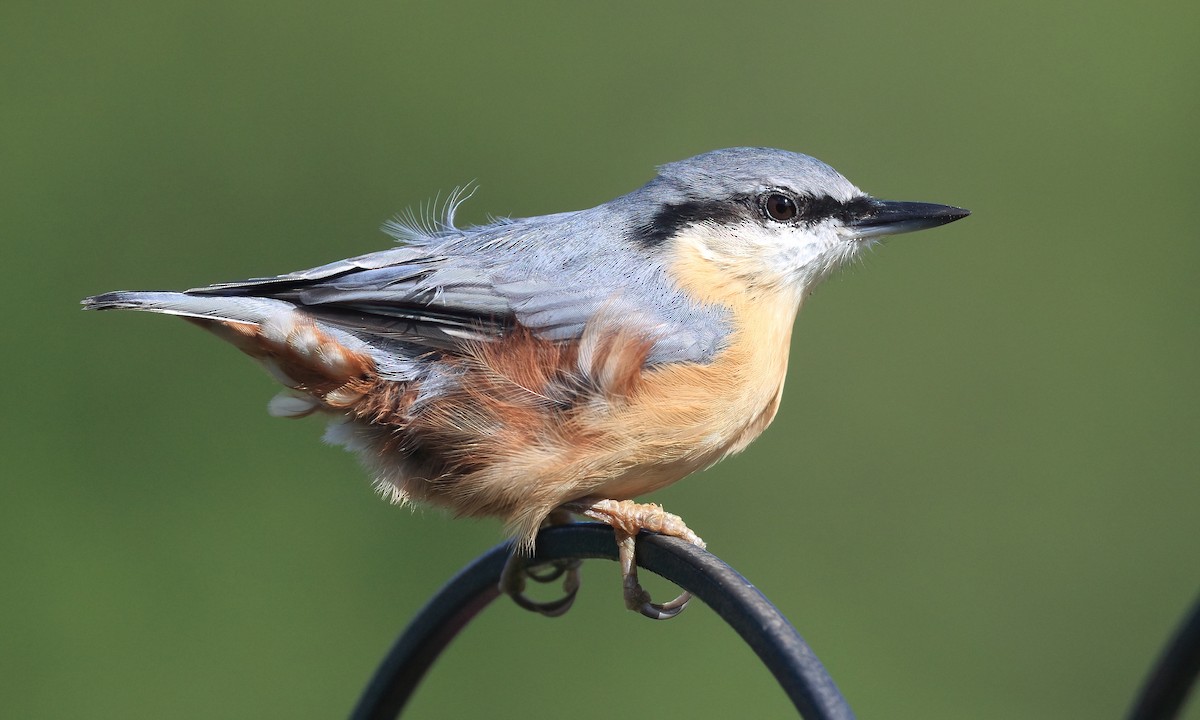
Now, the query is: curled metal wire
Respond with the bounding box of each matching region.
[350,523,855,719]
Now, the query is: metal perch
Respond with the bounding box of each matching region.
[350,523,855,719]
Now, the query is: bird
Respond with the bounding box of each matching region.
[83,147,969,619]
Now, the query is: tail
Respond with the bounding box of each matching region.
[82,290,295,326]
[83,290,383,416]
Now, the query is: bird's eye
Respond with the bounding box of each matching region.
[762,193,799,222]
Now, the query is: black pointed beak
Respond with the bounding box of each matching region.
[844,199,970,239]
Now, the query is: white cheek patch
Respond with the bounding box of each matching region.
[681,219,865,290]
[773,235,823,273]
[684,221,779,264]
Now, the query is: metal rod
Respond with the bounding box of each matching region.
[1127,592,1200,720]
[350,523,854,719]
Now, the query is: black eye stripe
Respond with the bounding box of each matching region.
[635,193,875,246]
[758,191,875,224]
[635,198,751,246]
[805,194,875,223]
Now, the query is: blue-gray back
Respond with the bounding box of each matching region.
[189,147,862,379]
[192,177,736,375]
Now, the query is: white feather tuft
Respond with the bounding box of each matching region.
[382,183,478,243]
[267,392,320,418]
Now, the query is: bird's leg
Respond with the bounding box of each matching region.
[499,509,582,617]
[562,498,705,620]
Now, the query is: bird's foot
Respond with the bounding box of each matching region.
[499,554,582,617]
[562,498,705,620]
[499,508,581,617]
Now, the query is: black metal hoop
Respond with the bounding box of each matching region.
[1127,593,1200,720]
[350,522,855,719]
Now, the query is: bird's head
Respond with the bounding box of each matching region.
[627,147,969,303]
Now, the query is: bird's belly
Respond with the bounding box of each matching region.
[582,345,789,500]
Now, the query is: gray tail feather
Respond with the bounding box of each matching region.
[83,291,180,311]
[81,291,291,326]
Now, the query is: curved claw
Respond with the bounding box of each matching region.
[638,589,692,620]
[509,583,579,617]
[524,560,572,584]
[613,531,695,620]
[559,498,706,619]
[499,556,582,618]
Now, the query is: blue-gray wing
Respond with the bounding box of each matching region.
[190,208,730,368]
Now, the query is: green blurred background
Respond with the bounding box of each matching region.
[4,1,1197,717]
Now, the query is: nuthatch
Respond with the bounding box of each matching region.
[84,147,968,619]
